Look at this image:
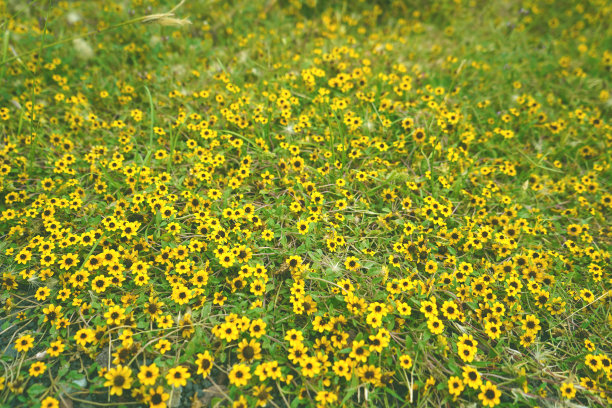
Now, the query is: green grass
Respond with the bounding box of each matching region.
[0,0,610,407]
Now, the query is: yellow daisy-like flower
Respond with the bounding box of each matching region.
[448,376,465,397]
[332,358,353,381]
[427,316,444,335]
[58,253,79,270]
[228,363,252,387]
[104,305,126,325]
[74,328,95,346]
[47,339,65,357]
[344,256,360,271]
[299,356,321,378]
[166,365,191,387]
[155,339,172,354]
[560,382,576,399]
[137,363,159,386]
[478,381,501,407]
[463,366,482,389]
[398,354,413,369]
[29,361,47,377]
[249,319,267,339]
[14,334,34,353]
[40,397,59,408]
[104,365,133,396]
[146,386,170,408]
[195,351,214,378]
[236,338,262,365]
[284,329,304,346]
[296,220,310,234]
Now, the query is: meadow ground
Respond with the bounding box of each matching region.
[0,0,610,407]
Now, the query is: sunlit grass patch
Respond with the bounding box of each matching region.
[0,0,610,407]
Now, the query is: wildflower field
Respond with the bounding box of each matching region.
[0,0,610,407]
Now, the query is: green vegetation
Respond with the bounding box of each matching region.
[0,0,610,407]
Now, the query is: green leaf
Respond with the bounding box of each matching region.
[183,332,204,359]
[66,370,84,381]
[447,357,459,373]
[201,300,212,318]
[385,387,404,400]
[57,363,70,380]
[27,383,47,397]
[341,375,359,404]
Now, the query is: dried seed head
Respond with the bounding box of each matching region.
[73,38,94,60]
[141,14,191,27]
[141,1,191,27]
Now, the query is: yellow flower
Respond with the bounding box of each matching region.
[74,328,94,347]
[299,356,321,378]
[344,256,360,271]
[91,275,109,293]
[137,363,159,386]
[41,397,59,408]
[104,365,133,396]
[166,365,190,387]
[42,304,63,323]
[104,305,125,325]
[146,386,170,408]
[284,329,304,346]
[448,376,464,397]
[349,340,370,363]
[29,362,47,377]
[296,220,309,234]
[315,390,338,405]
[171,284,192,305]
[195,351,214,378]
[560,382,576,399]
[237,339,262,363]
[34,286,50,301]
[154,339,171,355]
[249,319,267,338]
[332,358,353,381]
[232,396,248,408]
[47,339,65,357]
[399,354,412,369]
[58,253,79,270]
[463,366,482,389]
[427,316,444,335]
[357,364,382,386]
[15,334,35,353]
[229,364,252,387]
[478,381,501,407]
[250,279,266,296]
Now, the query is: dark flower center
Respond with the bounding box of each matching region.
[242,346,254,360]
[113,375,125,387]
